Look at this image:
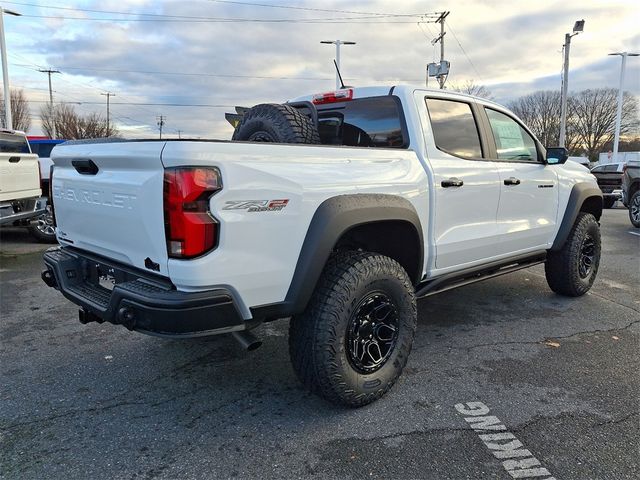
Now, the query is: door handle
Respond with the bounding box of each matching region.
[504,177,521,186]
[441,177,464,188]
[72,159,99,175]
[8,156,20,163]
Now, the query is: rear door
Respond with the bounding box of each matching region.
[422,96,502,270]
[51,141,169,275]
[481,107,558,253]
[0,132,41,202]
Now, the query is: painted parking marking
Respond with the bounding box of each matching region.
[455,401,556,479]
[628,231,640,237]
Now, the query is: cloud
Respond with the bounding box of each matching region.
[6,0,638,138]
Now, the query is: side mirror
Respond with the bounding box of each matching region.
[546,147,569,165]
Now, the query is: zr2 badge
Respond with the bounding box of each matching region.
[223,199,290,212]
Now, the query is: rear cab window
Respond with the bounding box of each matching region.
[316,96,408,148]
[425,98,483,159]
[0,133,31,154]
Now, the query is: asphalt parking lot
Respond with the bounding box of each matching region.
[1,208,638,480]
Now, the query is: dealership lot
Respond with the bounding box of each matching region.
[1,209,638,480]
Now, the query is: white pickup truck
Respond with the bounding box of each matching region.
[42,86,602,406]
[0,130,49,238]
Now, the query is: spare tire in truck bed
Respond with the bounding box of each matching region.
[232,103,320,144]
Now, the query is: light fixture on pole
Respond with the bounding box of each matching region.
[321,40,356,90]
[0,7,21,130]
[608,52,639,162]
[559,19,585,148]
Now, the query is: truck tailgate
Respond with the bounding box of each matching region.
[51,141,169,276]
[0,152,41,202]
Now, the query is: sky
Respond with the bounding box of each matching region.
[2,0,639,139]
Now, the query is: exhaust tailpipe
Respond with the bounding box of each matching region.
[232,330,262,351]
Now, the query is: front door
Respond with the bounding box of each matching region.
[482,107,559,254]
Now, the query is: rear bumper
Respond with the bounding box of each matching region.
[42,247,247,338]
[0,196,46,225]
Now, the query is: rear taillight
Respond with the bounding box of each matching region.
[49,165,56,227]
[312,88,353,105]
[163,167,221,259]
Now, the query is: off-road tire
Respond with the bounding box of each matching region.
[232,103,320,144]
[289,251,417,407]
[545,212,601,296]
[629,191,640,228]
[602,197,616,209]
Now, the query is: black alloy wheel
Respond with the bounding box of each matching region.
[346,292,400,374]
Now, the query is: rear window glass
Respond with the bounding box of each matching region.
[0,133,30,153]
[603,164,620,172]
[316,96,407,148]
[425,98,482,159]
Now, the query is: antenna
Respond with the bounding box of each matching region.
[333,59,345,89]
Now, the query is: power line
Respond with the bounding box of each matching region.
[22,65,333,81]
[446,21,484,83]
[25,100,236,107]
[206,0,424,17]
[1,1,425,19]
[18,14,423,23]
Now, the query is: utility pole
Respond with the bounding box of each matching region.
[559,19,585,148]
[423,11,449,89]
[320,40,356,90]
[177,130,182,139]
[38,69,60,105]
[433,11,449,89]
[100,92,115,137]
[0,7,21,130]
[157,115,165,139]
[609,52,639,162]
[39,69,60,138]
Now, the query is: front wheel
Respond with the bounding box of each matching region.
[629,191,640,228]
[545,212,601,296]
[289,251,417,407]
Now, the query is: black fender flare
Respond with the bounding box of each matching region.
[551,183,602,251]
[251,194,424,320]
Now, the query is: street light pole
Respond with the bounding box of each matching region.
[559,19,585,148]
[321,40,356,90]
[609,52,639,162]
[0,7,21,130]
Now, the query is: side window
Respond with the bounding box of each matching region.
[425,98,482,159]
[591,166,604,173]
[603,164,619,172]
[317,97,407,148]
[485,108,538,162]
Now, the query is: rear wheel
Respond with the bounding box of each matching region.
[28,205,57,243]
[545,212,601,296]
[629,191,640,228]
[289,251,416,407]
[603,197,616,209]
[232,104,319,144]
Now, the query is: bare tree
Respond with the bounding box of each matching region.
[0,89,32,132]
[569,88,639,161]
[507,90,580,150]
[39,103,117,139]
[450,80,494,100]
